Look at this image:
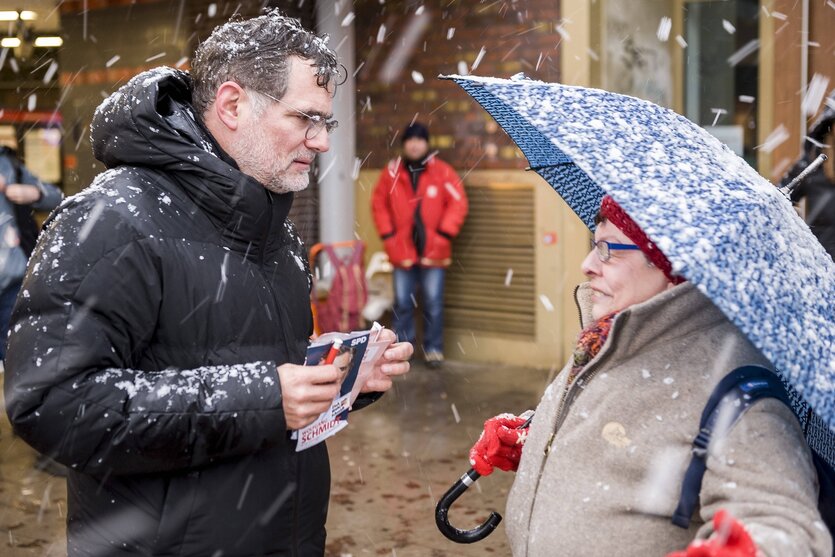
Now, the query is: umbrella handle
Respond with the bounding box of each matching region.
[435,411,534,544]
[435,468,503,543]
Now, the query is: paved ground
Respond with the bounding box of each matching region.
[0,371,68,557]
[0,361,551,556]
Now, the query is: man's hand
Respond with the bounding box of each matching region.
[360,328,412,393]
[3,183,42,205]
[276,363,340,430]
[469,413,530,476]
[666,510,758,557]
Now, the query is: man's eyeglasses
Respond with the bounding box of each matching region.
[590,239,641,262]
[254,90,339,140]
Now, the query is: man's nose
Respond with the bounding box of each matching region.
[306,130,330,153]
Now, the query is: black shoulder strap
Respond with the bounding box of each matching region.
[671,365,790,529]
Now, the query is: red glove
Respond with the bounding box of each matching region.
[468,413,530,476]
[666,510,758,557]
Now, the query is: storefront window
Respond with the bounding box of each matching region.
[684,0,759,168]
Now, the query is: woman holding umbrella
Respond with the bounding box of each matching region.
[469,195,831,556]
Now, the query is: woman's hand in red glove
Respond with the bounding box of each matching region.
[468,413,530,476]
[666,509,758,557]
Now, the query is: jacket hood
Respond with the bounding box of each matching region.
[90,67,293,248]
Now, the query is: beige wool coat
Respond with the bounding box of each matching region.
[505,282,832,557]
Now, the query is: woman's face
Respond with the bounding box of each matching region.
[581,219,673,320]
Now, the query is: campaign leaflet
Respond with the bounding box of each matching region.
[293,324,392,451]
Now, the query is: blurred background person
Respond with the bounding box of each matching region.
[780,90,835,261]
[0,144,62,362]
[0,144,63,474]
[371,122,468,368]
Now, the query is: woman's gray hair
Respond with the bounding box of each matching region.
[191,9,340,117]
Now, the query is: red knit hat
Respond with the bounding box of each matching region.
[599,195,684,284]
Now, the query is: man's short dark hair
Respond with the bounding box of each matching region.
[191,9,340,117]
[401,122,430,143]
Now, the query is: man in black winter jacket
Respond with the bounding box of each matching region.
[3,10,412,557]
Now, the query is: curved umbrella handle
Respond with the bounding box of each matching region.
[435,468,503,543]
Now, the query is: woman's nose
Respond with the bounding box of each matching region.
[581,248,600,277]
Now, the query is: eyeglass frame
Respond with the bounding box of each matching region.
[590,238,641,262]
[251,89,339,140]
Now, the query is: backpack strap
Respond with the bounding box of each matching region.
[671,365,790,529]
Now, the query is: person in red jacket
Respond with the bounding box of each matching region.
[371,123,468,367]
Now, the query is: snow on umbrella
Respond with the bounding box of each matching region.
[443,73,835,435]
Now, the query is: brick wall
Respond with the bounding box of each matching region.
[353,0,561,170]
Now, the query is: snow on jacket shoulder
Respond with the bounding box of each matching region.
[4,68,327,557]
[371,155,467,267]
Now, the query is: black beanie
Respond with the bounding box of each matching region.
[402,122,430,143]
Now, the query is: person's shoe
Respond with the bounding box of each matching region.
[425,351,444,369]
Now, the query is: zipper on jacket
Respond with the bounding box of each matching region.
[524,309,627,556]
[544,362,605,455]
[544,284,586,454]
[258,194,298,369]
[573,284,583,331]
[258,191,273,265]
[255,191,304,554]
[544,312,629,454]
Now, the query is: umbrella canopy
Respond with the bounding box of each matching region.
[445,73,835,432]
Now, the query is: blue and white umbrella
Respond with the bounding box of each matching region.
[444,73,835,435]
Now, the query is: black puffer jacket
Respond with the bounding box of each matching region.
[4,68,329,556]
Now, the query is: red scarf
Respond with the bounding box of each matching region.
[567,312,617,386]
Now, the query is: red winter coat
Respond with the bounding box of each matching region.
[371,156,468,268]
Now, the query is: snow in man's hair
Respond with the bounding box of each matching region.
[191,9,340,117]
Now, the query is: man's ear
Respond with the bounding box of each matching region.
[213,81,247,131]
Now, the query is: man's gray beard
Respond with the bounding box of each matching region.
[262,171,310,194]
[234,135,311,194]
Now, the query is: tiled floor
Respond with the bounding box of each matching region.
[0,361,551,556]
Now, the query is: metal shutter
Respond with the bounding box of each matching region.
[446,181,536,338]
